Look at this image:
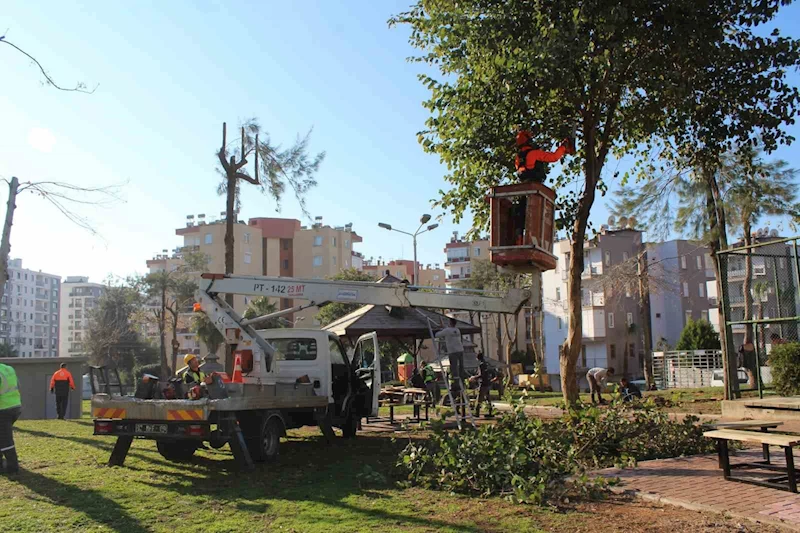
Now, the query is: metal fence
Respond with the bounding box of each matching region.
[717,235,800,398]
[652,350,723,389]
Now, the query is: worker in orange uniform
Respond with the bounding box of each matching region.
[514,130,573,183]
[49,363,75,420]
[511,130,574,244]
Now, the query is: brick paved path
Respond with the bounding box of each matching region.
[597,449,800,530]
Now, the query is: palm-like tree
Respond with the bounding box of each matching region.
[243,297,284,329]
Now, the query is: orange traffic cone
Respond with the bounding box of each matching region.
[231,353,244,383]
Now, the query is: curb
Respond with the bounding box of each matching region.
[607,485,800,532]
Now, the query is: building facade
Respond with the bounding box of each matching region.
[1,260,61,358]
[647,240,715,349]
[542,229,645,390]
[444,234,489,285]
[58,276,104,358]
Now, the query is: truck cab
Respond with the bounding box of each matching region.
[258,329,381,435]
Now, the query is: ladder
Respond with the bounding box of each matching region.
[420,312,475,430]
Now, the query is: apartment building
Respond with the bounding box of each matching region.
[647,240,715,348]
[0,260,61,358]
[59,276,104,358]
[418,265,447,288]
[542,228,645,390]
[444,234,489,284]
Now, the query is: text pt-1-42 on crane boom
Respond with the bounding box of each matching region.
[199,273,535,314]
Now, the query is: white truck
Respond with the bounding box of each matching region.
[91,273,532,469]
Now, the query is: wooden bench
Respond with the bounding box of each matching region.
[704,428,800,492]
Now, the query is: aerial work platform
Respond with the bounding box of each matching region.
[488,182,557,274]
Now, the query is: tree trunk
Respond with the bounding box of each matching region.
[561,129,598,404]
[495,315,503,363]
[159,286,168,379]
[170,310,179,374]
[0,177,20,307]
[706,170,738,399]
[742,222,753,347]
[224,174,236,374]
[637,250,654,388]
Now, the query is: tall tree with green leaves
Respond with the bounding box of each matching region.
[243,297,285,329]
[391,0,799,403]
[675,319,721,351]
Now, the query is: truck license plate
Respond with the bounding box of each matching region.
[135,423,167,434]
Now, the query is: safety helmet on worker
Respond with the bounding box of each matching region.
[516,129,533,146]
[184,353,198,366]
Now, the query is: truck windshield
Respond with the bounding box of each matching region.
[271,338,318,361]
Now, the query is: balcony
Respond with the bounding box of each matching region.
[445,256,470,266]
[180,245,200,253]
[446,274,471,281]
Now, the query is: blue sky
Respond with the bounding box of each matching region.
[2,1,800,283]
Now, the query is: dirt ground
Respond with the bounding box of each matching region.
[535,495,784,532]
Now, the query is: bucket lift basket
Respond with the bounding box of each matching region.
[488,182,557,273]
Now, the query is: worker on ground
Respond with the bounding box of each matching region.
[0,362,21,474]
[49,362,75,420]
[473,353,495,418]
[421,360,439,404]
[182,354,212,388]
[435,317,465,389]
[619,377,642,403]
[586,366,614,405]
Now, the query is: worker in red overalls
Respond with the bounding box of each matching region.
[511,130,574,244]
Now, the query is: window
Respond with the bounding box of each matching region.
[607,312,615,329]
[604,251,611,266]
[681,256,687,269]
[331,237,337,246]
[626,312,633,326]
[313,236,323,247]
[282,259,289,270]
[656,313,661,318]
[344,239,350,248]
[685,310,693,324]
[609,344,616,360]
[682,282,689,297]
[474,247,481,257]
[282,239,290,251]
[271,338,317,361]
[696,255,702,269]
[313,256,323,267]
[553,287,561,301]
[699,283,705,298]
[328,339,346,366]
[581,345,587,367]
[243,232,250,244]
[204,233,212,245]
[244,253,252,265]
[558,317,563,330]
[623,251,629,261]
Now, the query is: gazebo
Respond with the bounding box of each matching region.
[323,273,481,366]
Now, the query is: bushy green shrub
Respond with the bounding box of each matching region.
[769,342,800,396]
[397,401,714,504]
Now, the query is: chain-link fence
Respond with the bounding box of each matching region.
[718,236,800,397]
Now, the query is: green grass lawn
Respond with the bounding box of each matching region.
[0,418,591,533]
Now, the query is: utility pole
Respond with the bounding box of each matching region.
[0,177,19,307]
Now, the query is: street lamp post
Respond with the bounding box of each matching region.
[378,214,439,284]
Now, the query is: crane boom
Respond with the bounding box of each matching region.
[198,274,532,314]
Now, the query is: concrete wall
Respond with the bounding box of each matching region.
[0,356,87,419]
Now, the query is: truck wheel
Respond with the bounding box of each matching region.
[342,412,358,439]
[248,417,283,462]
[156,440,197,462]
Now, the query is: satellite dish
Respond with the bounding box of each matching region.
[618,216,629,228]
[770,229,779,238]
[628,216,637,229]
[607,215,616,227]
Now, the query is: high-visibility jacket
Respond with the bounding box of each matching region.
[515,143,569,183]
[0,364,21,410]
[50,368,76,396]
[422,365,436,384]
[183,369,206,386]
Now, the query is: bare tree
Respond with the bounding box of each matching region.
[0,177,124,307]
[1,35,97,93]
[216,119,324,371]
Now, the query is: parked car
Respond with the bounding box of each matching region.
[710,368,749,387]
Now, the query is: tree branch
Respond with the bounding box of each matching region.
[1,38,97,93]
